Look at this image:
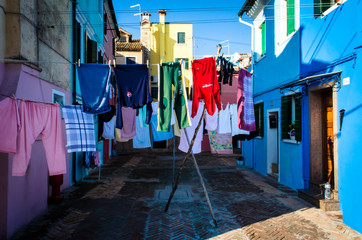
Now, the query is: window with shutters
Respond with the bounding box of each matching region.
[175,58,189,69]
[86,34,98,63]
[281,93,302,141]
[286,0,295,36]
[260,21,266,56]
[254,102,264,137]
[314,0,346,17]
[177,32,186,44]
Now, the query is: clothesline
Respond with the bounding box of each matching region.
[0,92,60,106]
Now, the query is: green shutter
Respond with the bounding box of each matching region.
[321,0,334,13]
[261,22,266,56]
[314,0,321,17]
[260,102,264,137]
[254,104,260,136]
[281,95,291,139]
[86,38,97,63]
[295,93,302,141]
[287,0,295,35]
[178,32,185,44]
[185,58,189,69]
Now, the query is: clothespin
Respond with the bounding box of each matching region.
[78,59,80,67]
[113,59,116,67]
[212,54,215,59]
[160,58,163,65]
[108,60,111,68]
[147,59,150,68]
[11,93,16,99]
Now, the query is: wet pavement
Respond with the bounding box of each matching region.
[12,152,362,240]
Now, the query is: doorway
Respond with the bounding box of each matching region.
[267,110,279,177]
[309,87,337,197]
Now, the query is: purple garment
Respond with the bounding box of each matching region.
[120,107,136,140]
[237,68,256,131]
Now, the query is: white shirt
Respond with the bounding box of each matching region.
[230,104,249,136]
[217,103,231,134]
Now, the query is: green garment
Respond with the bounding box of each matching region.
[157,62,191,132]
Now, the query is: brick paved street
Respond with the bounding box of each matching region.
[12,152,362,240]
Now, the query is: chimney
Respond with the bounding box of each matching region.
[141,11,151,22]
[158,10,166,24]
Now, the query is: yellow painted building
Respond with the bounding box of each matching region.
[148,10,193,89]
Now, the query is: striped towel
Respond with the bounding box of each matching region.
[62,105,96,153]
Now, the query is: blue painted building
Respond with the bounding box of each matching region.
[238,0,362,233]
[71,0,119,183]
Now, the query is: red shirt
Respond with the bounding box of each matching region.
[191,57,221,118]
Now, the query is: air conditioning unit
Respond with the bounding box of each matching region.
[151,75,158,83]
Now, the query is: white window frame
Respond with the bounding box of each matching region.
[274,0,300,57]
[176,31,186,45]
[254,11,266,62]
[52,89,65,105]
[125,56,137,64]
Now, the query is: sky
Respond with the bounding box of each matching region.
[112,0,251,58]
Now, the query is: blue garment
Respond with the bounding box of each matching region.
[133,116,151,148]
[77,64,111,114]
[151,114,173,141]
[114,64,153,129]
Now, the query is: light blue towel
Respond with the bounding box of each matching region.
[151,114,173,141]
[133,116,151,149]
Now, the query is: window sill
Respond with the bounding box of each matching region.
[321,0,347,18]
[255,136,263,139]
[255,54,266,63]
[176,43,186,45]
[282,139,300,144]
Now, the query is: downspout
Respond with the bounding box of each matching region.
[239,17,256,169]
[71,0,78,184]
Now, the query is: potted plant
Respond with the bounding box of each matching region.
[288,123,295,140]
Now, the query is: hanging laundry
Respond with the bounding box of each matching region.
[218,103,232,134]
[109,84,116,106]
[119,107,137,140]
[0,97,19,154]
[179,101,205,154]
[13,100,66,176]
[208,131,233,154]
[151,114,174,141]
[98,105,116,141]
[115,127,122,142]
[133,116,151,148]
[62,105,96,153]
[114,64,153,129]
[230,104,250,136]
[222,58,230,85]
[237,68,256,131]
[84,151,101,168]
[139,105,149,128]
[158,62,191,132]
[204,104,218,131]
[102,116,115,140]
[228,62,234,86]
[191,57,221,118]
[152,101,176,126]
[77,64,111,114]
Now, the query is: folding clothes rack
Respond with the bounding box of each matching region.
[164,51,222,227]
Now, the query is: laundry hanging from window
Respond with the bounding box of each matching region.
[237,68,256,131]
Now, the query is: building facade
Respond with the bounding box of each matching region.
[141,10,193,97]
[239,0,362,232]
[0,0,71,238]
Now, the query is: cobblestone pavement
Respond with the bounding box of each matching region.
[12,152,362,240]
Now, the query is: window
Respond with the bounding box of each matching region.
[254,102,264,137]
[281,93,302,141]
[314,0,344,17]
[104,13,107,35]
[52,89,65,105]
[175,58,189,69]
[86,35,98,63]
[177,32,186,44]
[287,0,295,35]
[125,57,136,64]
[260,21,266,56]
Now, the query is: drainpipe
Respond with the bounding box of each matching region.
[71,0,78,184]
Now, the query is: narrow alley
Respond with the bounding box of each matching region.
[12,152,361,240]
